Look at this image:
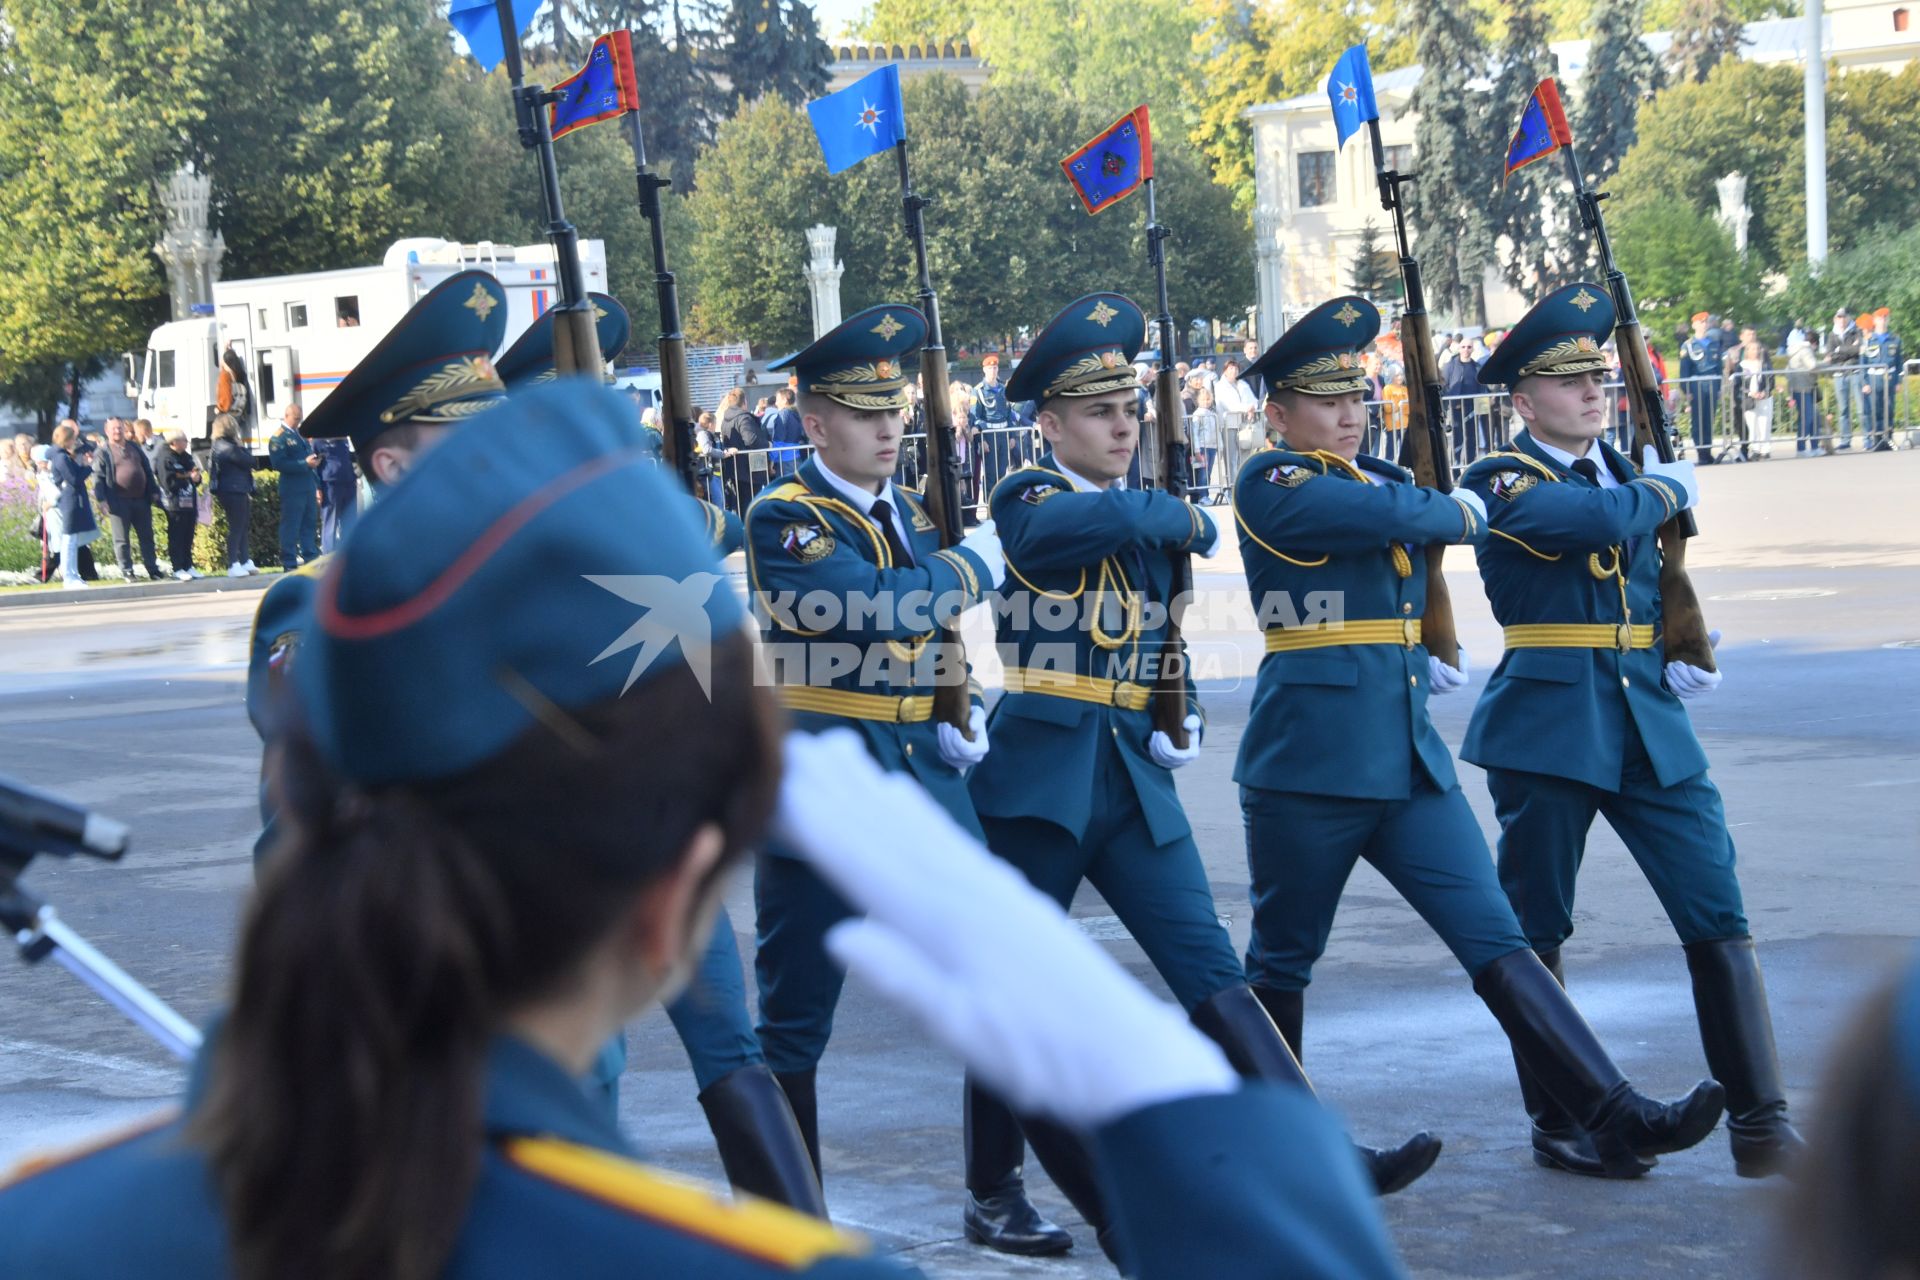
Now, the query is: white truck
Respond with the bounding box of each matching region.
[126,237,608,450]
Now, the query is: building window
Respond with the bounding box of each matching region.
[287,302,308,329]
[1384,144,1413,174]
[1895,7,1909,31]
[1298,151,1336,207]
[257,307,269,329]
[334,296,361,327]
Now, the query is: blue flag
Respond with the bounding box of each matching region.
[550,31,640,140]
[448,0,542,72]
[1061,106,1152,215]
[1326,45,1380,151]
[1505,78,1572,179]
[806,65,906,175]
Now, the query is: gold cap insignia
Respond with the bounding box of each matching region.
[874,360,894,378]
[1333,302,1362,327]
[871,314,905,341]
[1337,352,1355,368]
[592,303,608,321]
[1569,289,1599,313]
[1087,300,1119,327]
[1575,337,1599,353]
[464,282,499,322]
[1101,351,1121,368]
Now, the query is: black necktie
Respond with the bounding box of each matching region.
[1572,458,1601,485]
[870,497,914,568]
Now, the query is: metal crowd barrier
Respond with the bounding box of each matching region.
[699,364,1915,520]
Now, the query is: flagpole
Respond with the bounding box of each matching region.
[493,0,603,376]
[622,110,698,493]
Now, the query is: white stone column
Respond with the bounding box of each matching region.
[804,224,845,339]
[153,167,225,320]
[1254,208,1286,348]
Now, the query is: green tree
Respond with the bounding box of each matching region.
[855,0,975,41]
[1485,0,1563,293]
[1402,0,1494,323]
[1778,225,1920,336]
[1611,199,1759,339]
[1573,0,1663,186]
[1664,0,1746,83]
[1347,219,1393,298]
[708,0,832,105]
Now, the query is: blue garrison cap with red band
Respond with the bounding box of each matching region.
[293,380,746,785]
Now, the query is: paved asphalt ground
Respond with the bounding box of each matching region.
[1,449,1916,1277]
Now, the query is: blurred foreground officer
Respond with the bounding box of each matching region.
[499,294,814,1211]
[1465,284,1804,1179]
[0,381,1407,1280]
[1233,297,1723,1180]
[971,293,1437,1225]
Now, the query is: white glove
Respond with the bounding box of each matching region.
[777,730,1237,1128]
[1640,446,1700,510]
[1190,502,1221,557]
[1428,647,1470,694]
[957,519,1005,591]
[936,703,990,770]
[1148,714,1204,770]
[1450,488,1487,527]
[1665,629,1723,699]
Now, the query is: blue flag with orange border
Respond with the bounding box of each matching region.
[1061,106,1153,215]
[1505,78,1573,179]
[550,31,641,139]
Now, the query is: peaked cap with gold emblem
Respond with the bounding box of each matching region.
[768,304,927,411]
[1478,282,1616,387]
[1004,292,1147,404]
[301,270,509,455]
[1246,295,1380,398]
[496,292,631,390]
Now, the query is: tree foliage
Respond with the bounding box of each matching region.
[708,0,833,106]
[1484,0,1565,293]
[1573,0,1664,186]
[1611,199,1760,338]
[1664,0,1747,84]
[1402,0,1494,324]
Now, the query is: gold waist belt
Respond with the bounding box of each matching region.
[1503,623,1655,652]
[1002,667,1153,711]
[1263,618,1422,652]
[776,686,934,723]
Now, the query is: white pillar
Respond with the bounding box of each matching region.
[1805,0,1828,267]
[1714,171,1752,256]
[803,224,845,339]
[1254,208,1286,347]
[153,167,225,320]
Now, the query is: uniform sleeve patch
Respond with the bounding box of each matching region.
[1266,463,1311,488]
[780,521,835,563]
[1020,483,1065,505]
[1490,471,1538,501]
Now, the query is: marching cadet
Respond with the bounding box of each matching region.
[496,296,816,1212]
[0,382,1408,1280]
[969,292,1440,1231]
[1232,296,1724,1181]
[1677,312,1724,463]
[968,353,1018,509]
[1860,306,1903,453]
[741,307,1059,1251]
[1463,283,1805,1179]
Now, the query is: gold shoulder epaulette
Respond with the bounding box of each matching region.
[506,1137,869,1270]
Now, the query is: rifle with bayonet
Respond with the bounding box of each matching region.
[621,113,698,493]
[1144,178,1194,746]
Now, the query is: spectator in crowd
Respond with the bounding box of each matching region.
[766,387,806,477]
[719,386,769,511]
[1213,357,1257,489]
[970,354,1019,501]
[134,418,166,472]
[1860,307,1903,453]
[315,436,358,554]
[1188,383,1221,503]
[48,421,100,589]
[268,404,321,571]
[91,416,163,581]
[3,432,32,483]
[1383,369,1410,439]
[1679,312,1727,463]
[1734,327,1776,462]
[1361,351,1386,457]
[1824,307,1864,451]
[208,413,258,577]
[1786,331,1821,455]
[216,343,252,429]
[158,431,204,579]
[694,409,725,508]
[30,444,64,583]
[1442,336,1482,465]
[949,379,978,507]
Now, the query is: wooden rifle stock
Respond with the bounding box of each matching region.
[1368,124,1461,669]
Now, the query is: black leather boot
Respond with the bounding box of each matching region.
[1194,986,1441,1196]
[1020,1118,1124,1268]
[1508,950,1618,1176]
[772,1069,822,1186]
[1474,950,1725,1178]
[962,1077,1072,1256]
[1251,984,1303,1058]
[1685,937,1806,1178]
[698,1064,828,1217]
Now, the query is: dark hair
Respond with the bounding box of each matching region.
[1778,972,1920,1278]
[193,632,782,1280]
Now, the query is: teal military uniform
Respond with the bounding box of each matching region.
[744,307,994,1139]
[267,420,321,569]
[1860,322,1904,450]
[1468,284,1800,1179]
[1232,296,1526,997]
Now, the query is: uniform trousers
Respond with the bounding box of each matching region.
[1241,779,1530,992]
[1487,731,1749,953]
[979,733,1245,1013]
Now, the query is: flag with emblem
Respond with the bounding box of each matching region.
[446,0,542,71]
[1060,106,1153,215]
[1325,45,1379,151]
[806,65,907,174]
[1504,78,1574,180]
[549,31,642,140]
